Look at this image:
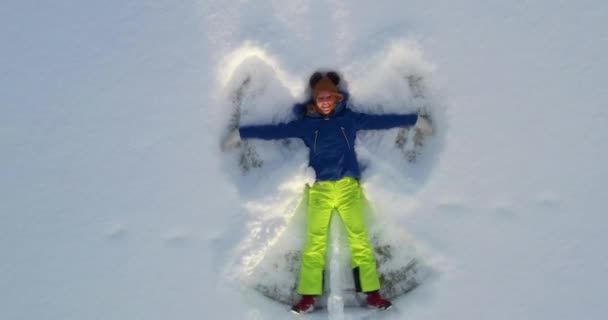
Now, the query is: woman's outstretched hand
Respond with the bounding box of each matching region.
[415,115,433,136]
[221,130,241,152]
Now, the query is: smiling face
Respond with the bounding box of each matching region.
[315,90,337,115]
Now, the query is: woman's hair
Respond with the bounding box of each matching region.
[309,71,340,88]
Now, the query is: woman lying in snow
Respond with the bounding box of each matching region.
[222,71,432,314]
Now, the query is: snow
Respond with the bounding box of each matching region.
[1,0,608,319]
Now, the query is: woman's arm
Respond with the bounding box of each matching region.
[239,121,303,140]
[351,111,418,131]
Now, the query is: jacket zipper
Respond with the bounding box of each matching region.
[340,127,351,150]
[314,130,319,153]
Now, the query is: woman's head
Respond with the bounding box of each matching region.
[311,74,343,115]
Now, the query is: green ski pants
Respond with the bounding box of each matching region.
[297,177,380,295]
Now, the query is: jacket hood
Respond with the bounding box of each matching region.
[292,90,350,119]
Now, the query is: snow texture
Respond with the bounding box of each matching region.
[2,0,608,320]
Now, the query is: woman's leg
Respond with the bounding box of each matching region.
[334,178,381,292]
[297,181,334,295]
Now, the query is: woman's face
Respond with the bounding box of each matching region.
[315,91,336,115]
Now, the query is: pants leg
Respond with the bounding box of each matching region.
[334,178,381,293]
[297,181,334,295]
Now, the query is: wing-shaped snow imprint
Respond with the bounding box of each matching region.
[227,76,264,172]
[395,74,434,162]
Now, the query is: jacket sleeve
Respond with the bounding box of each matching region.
[239,121,303,140]
[351,111,418,131]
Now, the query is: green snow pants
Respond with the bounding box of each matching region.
[297,177,381,295]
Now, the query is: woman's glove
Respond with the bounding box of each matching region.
[415,115,433,136]
[221,130,241,151]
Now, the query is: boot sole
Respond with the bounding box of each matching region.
[367,304,392,311]
[290,306,315,315]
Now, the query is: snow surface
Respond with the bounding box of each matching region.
[2,1,608,319]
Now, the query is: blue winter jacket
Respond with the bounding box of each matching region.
[239,92,418,181]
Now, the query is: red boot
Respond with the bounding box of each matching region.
[366,291,392,310]
[291,295,316,314]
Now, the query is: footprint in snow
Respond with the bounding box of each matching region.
[490,201,514,215]
[537,191,560,207]
[435,197,467,213]
[164,228,191,246]
[106,224,128,240]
